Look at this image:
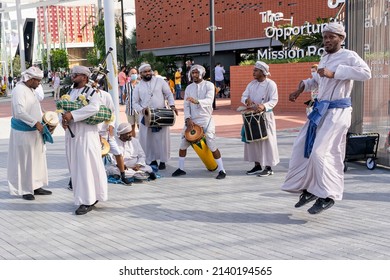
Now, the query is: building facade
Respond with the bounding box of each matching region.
[135,0,390,167]
[135,0,338,70]
[36,5,96,67]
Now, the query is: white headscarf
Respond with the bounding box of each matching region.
[20,66,44,82]
[254,61,270,76]
[322,22,346,38]
[139,63,151,73]
[117,122,132,135]
[190,64,206,78]
[71,65,91,76]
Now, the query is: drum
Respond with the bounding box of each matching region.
[242,111,268,142]
[184,123,204,143]
[185,124,217,171]
[144,108,176,128]
[101,138,110,156]
[42,111,59,134]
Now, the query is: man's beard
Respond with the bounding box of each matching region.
[143,75,152,81]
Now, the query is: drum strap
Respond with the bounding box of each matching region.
[203,117,212,134]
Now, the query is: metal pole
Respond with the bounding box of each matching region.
[15,0,26,71]
[104,0,120,127]
[121,0,126,66]
[44,6,51,71]
[209,0,215,83]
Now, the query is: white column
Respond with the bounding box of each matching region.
[103,0,120,126]
[44,6,52,71]
[15,0,26,71]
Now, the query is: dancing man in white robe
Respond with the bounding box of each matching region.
[105,123,156,181]
[133,63,177,170]
[62,66,108,215]
[171,65,227,179]
[281,22,371,214]
[7,67,52,200]
[240,61,280,177]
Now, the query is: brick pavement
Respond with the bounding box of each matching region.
[0,88,390,260]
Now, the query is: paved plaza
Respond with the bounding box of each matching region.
[0,88,390,260]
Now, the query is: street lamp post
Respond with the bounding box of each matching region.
[207,0,222,109]
[119,0,126,66]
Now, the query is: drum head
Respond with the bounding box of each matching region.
[185,124,204,143]
[101,138,110,156]
[43,111,59,126]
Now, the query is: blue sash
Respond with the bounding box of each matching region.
[304,98,351,158]
[11,118,54,144]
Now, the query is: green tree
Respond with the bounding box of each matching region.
[84,15,123,66]
[51,49,69,71]
[12,55,21,77]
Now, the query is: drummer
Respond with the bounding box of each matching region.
[171,64,227,180]
[133,63,178,170]
[241,61,279,177]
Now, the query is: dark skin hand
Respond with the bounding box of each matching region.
[35,121,44,133]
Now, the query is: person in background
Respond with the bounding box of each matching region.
[118,66,127,105]
[281,22,371,215]
[174,68,182,100]
[52,72,61,101]
[215,62,225,98]
[166,74,175,95]
[124,68,140,137]
[7,66,52,201]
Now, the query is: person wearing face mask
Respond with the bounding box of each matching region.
[282,22,371,215]
[304,64,320,115]
[133,63,178,171]
[124,68,140,137]
[105,123,156,181]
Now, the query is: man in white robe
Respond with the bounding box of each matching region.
[97,88,132,185]
[240,61,280,177]
[281,22,371,214]
[133,63,177,170]
[62,66,108,215]
[171,65,227,179]
[105,123,156,181]
[7,67,52,200]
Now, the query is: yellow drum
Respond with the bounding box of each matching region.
[185,124,217,171]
